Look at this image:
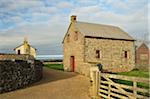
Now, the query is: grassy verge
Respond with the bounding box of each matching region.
[114,69,150,96]
[116,70,149,89]
[44,64,64,71]
[117,69,149,78]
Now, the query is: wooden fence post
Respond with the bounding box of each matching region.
[108,82,111,98]
[95,71,99,96]
[99,71,101,96]
[133,81,137,99]
[90,66,99,98]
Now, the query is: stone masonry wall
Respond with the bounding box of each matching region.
[85,38,135,73]
[63,21,135,76]
[0,54,34,61]
[63,22,86,75]
[0,60,43,93]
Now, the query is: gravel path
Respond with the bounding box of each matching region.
[0,67,91,99]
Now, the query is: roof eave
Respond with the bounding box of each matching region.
[62,23,72,43]
[85,36,135,41]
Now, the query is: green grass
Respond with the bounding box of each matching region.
[114,69,150,96]
[44,64,64,71]
[116,70,149,89]
[117,69,149,78]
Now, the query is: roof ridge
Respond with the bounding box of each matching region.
[77,21,119,28]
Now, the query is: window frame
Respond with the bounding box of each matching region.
[96,50,101,59]
[124,51,128,59]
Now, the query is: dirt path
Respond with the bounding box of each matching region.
[0,67,91,99]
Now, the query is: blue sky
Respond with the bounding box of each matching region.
[0,0,149,55]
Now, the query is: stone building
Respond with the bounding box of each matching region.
[62,15,135,76]
[14,38,36,58]
[135,42,150,71]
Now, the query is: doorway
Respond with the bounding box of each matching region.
[70,56,75,72]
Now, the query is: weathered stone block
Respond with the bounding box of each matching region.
[0,60,43,94]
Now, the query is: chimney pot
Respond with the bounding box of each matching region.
[71,15,77,22]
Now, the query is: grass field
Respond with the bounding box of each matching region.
[117,69,149,78]
[44,64,64,71]
[44,64,149,88]
[116,69,149,91]
[44,64,149,78]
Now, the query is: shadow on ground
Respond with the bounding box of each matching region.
[30,67,77,87]
[0,67,77,95]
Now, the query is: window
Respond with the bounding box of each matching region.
[124,51,128,58]
[96,50,101,58]
[74,31,78,41]
[17,50,20,55]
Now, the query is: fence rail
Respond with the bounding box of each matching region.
[43,62,63,64]
[91,70,149,99]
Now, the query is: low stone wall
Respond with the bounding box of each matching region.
[0,60,43,93]
[135,64,150,71]
[0,54,35,61]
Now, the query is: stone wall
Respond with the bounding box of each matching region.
[63,22,85,74]
[85,38,135,72]
[0,54,34,61]
[63,22,135,76]
[63,20,135,76]
[0,60,43,93]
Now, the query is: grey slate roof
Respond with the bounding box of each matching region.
[75,21,134,40]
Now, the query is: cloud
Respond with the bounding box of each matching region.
[0,0,149,54]
[78,0,99,6]
[0,13,69,54]
[1,0,44,11]
[70,1,148,40]
[56,1,73,9]
[71,5,100,14]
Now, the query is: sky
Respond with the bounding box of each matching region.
[0,0,149,55]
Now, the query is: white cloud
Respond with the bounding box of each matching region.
[70,2,148,40]
[0,0,148,54]
[71,5,101,16]
[5,0,44,10]
[0,14,69,54]
[56,1,73,9]
[78,0,98,6]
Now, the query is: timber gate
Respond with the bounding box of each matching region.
[90,71,149,99]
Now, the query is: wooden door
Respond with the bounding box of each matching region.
[70,56,75,72]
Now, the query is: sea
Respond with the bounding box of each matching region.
[36,55,63,60]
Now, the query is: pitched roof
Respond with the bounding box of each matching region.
[14,43,36,50]
[75,21,134,40]
[135,40,150,49]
